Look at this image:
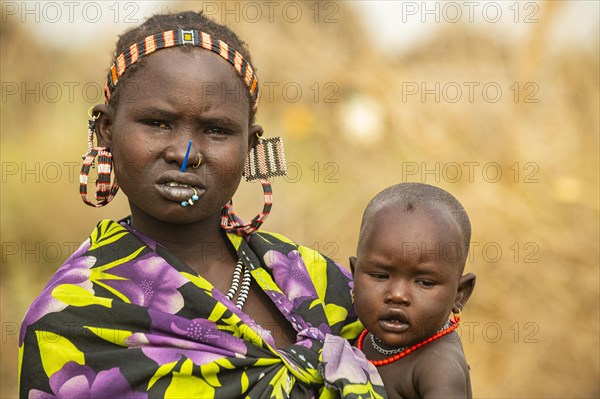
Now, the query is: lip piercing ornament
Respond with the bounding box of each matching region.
[181,187,199,207]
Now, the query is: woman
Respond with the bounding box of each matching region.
[18,11,385,398]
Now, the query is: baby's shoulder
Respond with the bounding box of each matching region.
[417,332,468,361]
[411,335,472,397]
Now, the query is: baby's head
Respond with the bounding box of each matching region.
[350,183,476,348]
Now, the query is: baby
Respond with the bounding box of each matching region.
[351,182,476,398]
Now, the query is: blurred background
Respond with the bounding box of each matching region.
[1,0,598,397]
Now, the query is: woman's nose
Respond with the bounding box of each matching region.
[165,135,201,171]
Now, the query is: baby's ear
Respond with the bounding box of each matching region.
[349,256,357,275]
[454,273,476,311]
[92,104,114,148]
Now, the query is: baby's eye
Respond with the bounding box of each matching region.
[369,273,389,281]
[416,279,437,288]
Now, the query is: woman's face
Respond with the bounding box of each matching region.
[99,48,257,225]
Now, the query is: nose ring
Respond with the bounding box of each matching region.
[192,153,202,169]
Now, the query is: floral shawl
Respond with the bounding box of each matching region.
[19,219,385,398]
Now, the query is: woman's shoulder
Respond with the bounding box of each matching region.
[249,230,301,249]
[37,218,139,288]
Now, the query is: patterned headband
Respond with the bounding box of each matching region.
[104,29,260,110]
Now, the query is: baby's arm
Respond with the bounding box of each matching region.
[412,346,472,399]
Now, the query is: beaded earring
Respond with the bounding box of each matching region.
[220,132,286,236]
[79,110,120,207]
[243,134,287,181]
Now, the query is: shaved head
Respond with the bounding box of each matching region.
[360,183,471,266]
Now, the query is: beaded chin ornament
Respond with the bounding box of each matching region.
[79,111,120,207]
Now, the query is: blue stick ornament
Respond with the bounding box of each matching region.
[180,140,193,172]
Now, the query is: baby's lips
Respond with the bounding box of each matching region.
[380,309,410,325]
[379,318,410,333]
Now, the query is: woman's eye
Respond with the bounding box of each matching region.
[144,120,170,130]
[204,127,230,135]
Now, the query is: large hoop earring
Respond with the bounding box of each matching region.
[83,108,98,166]
[80,147,120,207]
[80,110,119,207]
[220,179,272,236]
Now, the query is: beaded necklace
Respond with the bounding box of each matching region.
[225,259,251,309]
[357,315,460,367]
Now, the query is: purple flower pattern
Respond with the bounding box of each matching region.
[19,240,95,345]
[29,362,146,399]
[101,253,188,313]
[125,308,248,366]
[264,250,317,305]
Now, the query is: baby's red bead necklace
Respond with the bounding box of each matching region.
[357,315,460,367]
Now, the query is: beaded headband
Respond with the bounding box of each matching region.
[104,29,260,110]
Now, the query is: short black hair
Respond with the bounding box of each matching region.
[360,183,472,264]
[107,10,257,123]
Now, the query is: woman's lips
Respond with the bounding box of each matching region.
[155,182,205,202]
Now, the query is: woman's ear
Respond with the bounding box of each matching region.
[454,273,476,311]
[92,104,114,148]
[248,124,263,150]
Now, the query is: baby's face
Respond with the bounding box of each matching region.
[352,206,464,348]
